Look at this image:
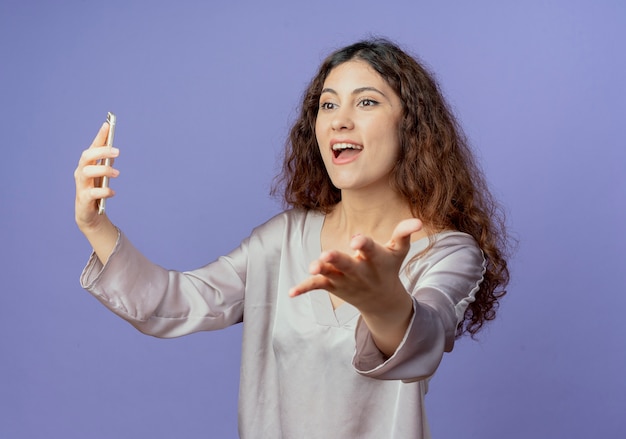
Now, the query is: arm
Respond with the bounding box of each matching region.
[353,235,486,381]
[81,230,248,338]
[76,123,247,337]
[290,222,485,381]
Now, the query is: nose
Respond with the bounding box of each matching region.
[331,107,354,131]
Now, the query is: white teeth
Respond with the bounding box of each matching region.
[332,143,363,151]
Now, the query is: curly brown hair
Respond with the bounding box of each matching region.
[273,39,511,338]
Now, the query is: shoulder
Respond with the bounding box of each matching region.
[414,231,482,263]
[404,231,486,325]
[405,231,485,284]
[249,208,323,243]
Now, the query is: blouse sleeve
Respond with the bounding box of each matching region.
[80,230,248,338]
[352,233,486,382]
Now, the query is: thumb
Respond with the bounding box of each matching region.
[385,218,423,252]
[89,122,110,149]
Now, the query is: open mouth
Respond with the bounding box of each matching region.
[332,142,363,159]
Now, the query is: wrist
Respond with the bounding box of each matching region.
[359,288,414,357]
[359,280,412,319]
[360,291,413,327]
[78,216,119,265]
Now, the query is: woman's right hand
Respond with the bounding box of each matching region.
[74,122,120,263]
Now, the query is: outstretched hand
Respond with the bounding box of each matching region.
[289,218,423,315]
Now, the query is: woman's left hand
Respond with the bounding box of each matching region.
[289,218,423,356]
[289,218,422,312]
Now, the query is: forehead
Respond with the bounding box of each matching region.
[322,59,390,90]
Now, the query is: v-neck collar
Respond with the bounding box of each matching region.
[301,210,435,327]
[305,211,360,327]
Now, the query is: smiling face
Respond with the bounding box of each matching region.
[315,60,403,195]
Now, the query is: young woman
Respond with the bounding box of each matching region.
[75,39,510,439]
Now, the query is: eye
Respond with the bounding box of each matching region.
[320,102,337,110]
[358,98,379,107]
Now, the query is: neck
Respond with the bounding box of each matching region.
[328,190,414,241]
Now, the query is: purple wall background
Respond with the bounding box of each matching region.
[1,1,624,438]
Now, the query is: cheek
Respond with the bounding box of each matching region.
[376,122,402,157]
[379,132,402,170]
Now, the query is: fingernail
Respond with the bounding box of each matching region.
[111,147,119,155]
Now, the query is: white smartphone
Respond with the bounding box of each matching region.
[97,112,117,215]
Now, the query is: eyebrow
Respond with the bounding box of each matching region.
[320,86,388,98]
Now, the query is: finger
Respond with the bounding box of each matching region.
[74,158,120,191]
[75,186,116,218]
[90,186,116,199]
[89,122,110,149]
[289,275,332,297]
[78,186,116,204]
[79,145,119,166]
[311,256,347,278]
[76,149,120,188]
[386,218,423,252]
[77,122,117,169]
[349,234,376,260]
[81,164,120,180]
